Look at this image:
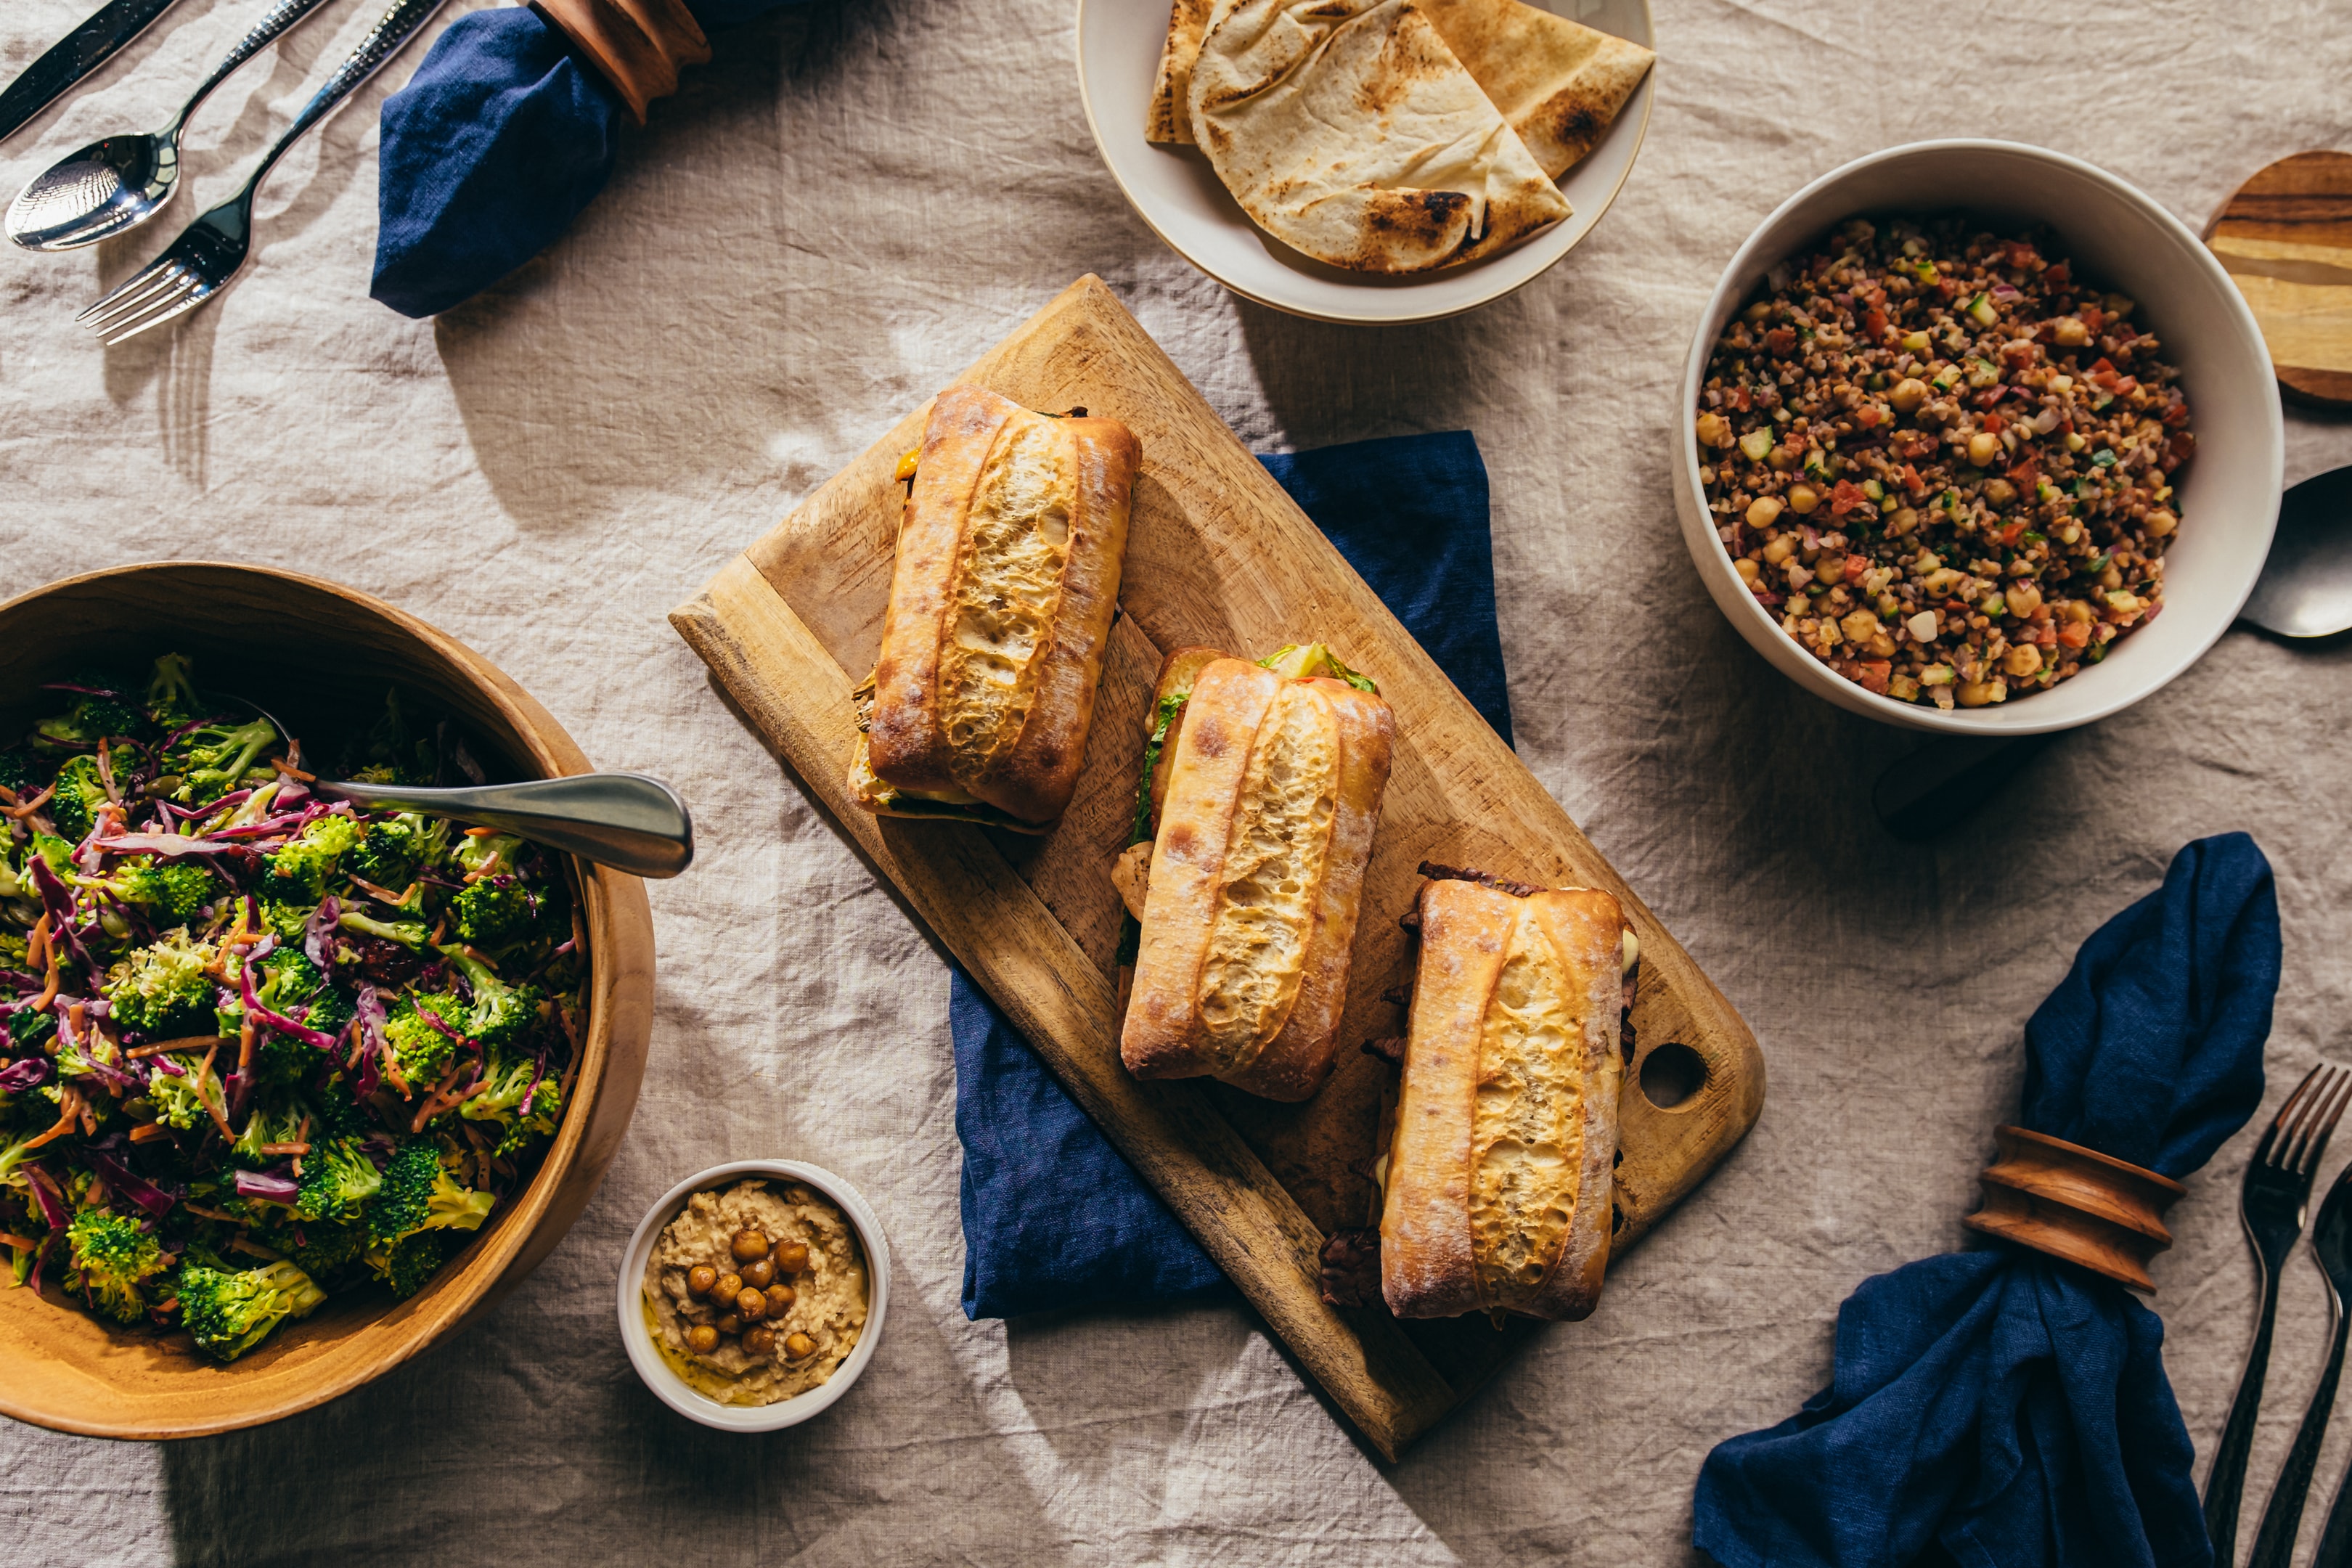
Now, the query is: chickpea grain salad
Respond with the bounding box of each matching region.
[642,1178,867,1407]
[1695,216,2193,709]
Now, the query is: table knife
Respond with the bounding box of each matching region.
[0,0,186,147]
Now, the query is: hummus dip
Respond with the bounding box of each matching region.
[642,1178,869,1407]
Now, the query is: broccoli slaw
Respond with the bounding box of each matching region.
[0,656,587,1362]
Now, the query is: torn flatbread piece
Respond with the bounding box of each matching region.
[1147,0,1216,145]
[1188,0,1570,274]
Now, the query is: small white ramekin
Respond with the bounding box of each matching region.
[616,1159,891,1434]
[1674,139,2284,733]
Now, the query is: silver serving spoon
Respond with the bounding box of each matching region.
[221,694,694,878]
[6,0,340,252]
[2242,465,2352,640]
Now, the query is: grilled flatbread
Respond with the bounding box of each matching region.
[1151,0,1652,183]
[1188,0,1569,274]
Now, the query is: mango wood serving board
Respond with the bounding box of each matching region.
[2208,151,2352,409]
[671,275,1763,1460]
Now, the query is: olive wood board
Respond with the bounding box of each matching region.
[2207,151,2352,409]
[669,274,1764,1461]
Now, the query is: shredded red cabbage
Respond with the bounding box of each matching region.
[85,1150,175,1218]
[232,1169,299,1205]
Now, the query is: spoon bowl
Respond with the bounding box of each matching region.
[5,131,176,251]
[2241,465,2352,640]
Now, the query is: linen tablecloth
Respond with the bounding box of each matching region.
[1,1,2350,1561]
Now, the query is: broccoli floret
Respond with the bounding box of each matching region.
[219,950,351,1089]
[287,1220,369,1280]
[67,1209,167,1323]
[47,754,110,843]
[294,1137,384,1223]
[0,748,46,798]
[337,909,429,950]
[380,992,465,1088]
[101,928,217,1036]
[262,815,362,904]
[364,1140,494,1247]
[166,717,279,804]
[345,813,446,890]
[36,672,149,750]
[229,1097,307,1170]
[147,1066,208,1131]
[144,653,202,727]
[112,860,216,923]
[450,882,531,945]
[438,946,544,1053]
[460,1053,562,1159]
[178,1259,326,1362]
[449,831,524,881]
[369,1230,449,1299]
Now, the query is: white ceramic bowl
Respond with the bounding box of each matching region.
[1673,139,2284,733]
[617,1161,891,1434]
[1074,0,1654,325]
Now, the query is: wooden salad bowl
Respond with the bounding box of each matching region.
[0,562,656,1440]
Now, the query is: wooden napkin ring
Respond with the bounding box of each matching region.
[533,0,711,124]
[1963,1126,2186,1294]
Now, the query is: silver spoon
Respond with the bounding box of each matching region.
[2242,465,2352,640]
[6,0,340,252]
[221,694,695,879]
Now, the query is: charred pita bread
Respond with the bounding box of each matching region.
[1188,0,1570,274]
[1149,0,1653,181]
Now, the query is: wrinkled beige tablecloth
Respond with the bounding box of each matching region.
[3,0,2351,1561]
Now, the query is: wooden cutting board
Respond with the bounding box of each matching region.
[2208,151,2352,409]
[670,275,1763,1460]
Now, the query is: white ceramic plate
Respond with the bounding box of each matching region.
[1074,0,1655,324]
[1673,140,2284,734]
[617,1160,891,1434]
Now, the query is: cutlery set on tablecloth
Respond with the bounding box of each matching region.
[0,0,444,342]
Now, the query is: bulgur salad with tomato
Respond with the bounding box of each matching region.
[1696,216,2192,709]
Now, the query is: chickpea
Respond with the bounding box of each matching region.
[714,1272,743,1302]
[2005,582,2042,618]
[740,1257,776,1291]
[1762,534,1800,567]
[1734,558,1762,587]
[1966,432,2001,468]
[1695,412,1732,448]
[1982,478,2017,507]
[736,1287,768,1321]
[2065,599,2098,624]
[2145,508,2179,538]
[1888,377,1928,415]
[2054,317,2089,346]
[730,1229,769,1263]
[1889,507,1919,537]
[784,1332,817,1360]
[686,1265,719,1299]
[1766,445,1798,473]
[767,1283,795,1316]
[775,1242,811,1274]
[744,1326,777,1357]
[1839,610,1882,645]
[716,1314,743,1335]
[1956,678,2007,708]
[1816,554,1846,585]
[1787,483,1821,515]
[686,1324,720,1355]
[1746,496,1784,530]
[2003,644,2045,679]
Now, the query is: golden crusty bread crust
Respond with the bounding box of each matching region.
[865,385,1139,825]
[1381,878,1624,1320]
[1120,659,1395,1101]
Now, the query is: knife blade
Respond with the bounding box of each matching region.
[0,0,186,147]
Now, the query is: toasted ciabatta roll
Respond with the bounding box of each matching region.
[1119,652,1394,1102]
[850,385,1140,831]
[1381,874,1629,1320]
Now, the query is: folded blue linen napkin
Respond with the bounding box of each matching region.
[372,0,805,319]
[1694,832,2279,1568]
[954,429,1509,1320]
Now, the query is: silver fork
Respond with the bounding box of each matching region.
[75,0,444,345]
[2205,1063,2352,1561]
[2251,1158,2352,1567]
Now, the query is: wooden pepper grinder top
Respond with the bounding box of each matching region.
[531,0,711,124]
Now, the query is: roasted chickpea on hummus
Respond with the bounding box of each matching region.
[642,1179,867,1406]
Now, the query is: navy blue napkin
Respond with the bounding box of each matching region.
[1694,833,2280,1568]
[955,430,1508,1319]
[372,0,805,319]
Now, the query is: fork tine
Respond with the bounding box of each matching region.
[101,278,213,346]
[2258,1064,2325,1166]
[79,264,192,335]
[2272,1066,2332,1169]
[82,271,196,343]
[75,258,184,327]
[2292,1066,2352,1176]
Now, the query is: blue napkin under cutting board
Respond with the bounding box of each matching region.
[953,430,1510,1320]
[1694,832,2278,1568]
[372,0,809,319]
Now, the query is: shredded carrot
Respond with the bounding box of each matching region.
[23,912,47,974]
[19,1093,81,1152]
[126,1034,226,1059]
[462,825,498,838]
[258,1142,312,1156]
[128,1122,171,1145]
[0,1233,38,1251]
[181,1203,242,1224]
[236,1018,256,1093]
[269,757,317,783]
[2,783,55,819]
[194,1045,234,1143]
